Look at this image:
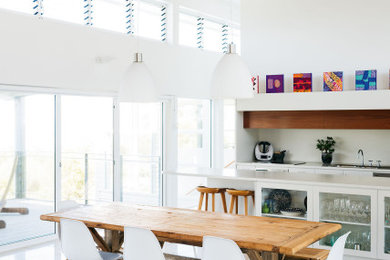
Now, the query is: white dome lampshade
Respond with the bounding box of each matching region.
[119,53,160,102]
[211,44,253,99]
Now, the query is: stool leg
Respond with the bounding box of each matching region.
[235,196,238,214]
[212,193,215,212]
[252,194,255,205]
[229,195,235,214]
[220,192,227,213]
[198,192,204,211]
[205,193,209,211]
[244,196,248,216]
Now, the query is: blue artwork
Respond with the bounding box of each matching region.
[356,70,377,91]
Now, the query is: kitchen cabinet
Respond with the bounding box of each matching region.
[313,186,377,259]
[378,191,390,259]
[256,183,379,259]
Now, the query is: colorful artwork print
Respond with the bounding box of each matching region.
[251,75,260,93]
[323,71,343,92]
[293,73,312,92]
[266,74,284,93]
[355,70,377,91]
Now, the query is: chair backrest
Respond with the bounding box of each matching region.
[202,236,245,260]
[123,226,165,260]
[327,232,351,260]
[58,200,79,211]
[60,219,102,260]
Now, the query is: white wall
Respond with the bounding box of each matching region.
[240,0,390,166]
[258,129,390,165]
[0,9,221,98]
[241,0,390,93]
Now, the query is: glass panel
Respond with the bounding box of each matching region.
[0,0,32,15]
[319,192,371,252]
[61,96,113,204]
[93,0,126,33]
[179,13,197,48]
[0,93,55,246]
[261,188,307,220]
[224,99,235,168]
[44,0,84,25]
[385,197,390,254]
[120,102,162,206]
[177,98,211,168]
[133,1,161,40]
[203,19,221,52]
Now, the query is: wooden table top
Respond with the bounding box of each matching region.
[40,203,341,255]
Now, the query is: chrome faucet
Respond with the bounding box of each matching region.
[357,149,364,167]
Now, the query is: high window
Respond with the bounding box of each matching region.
[0,0,32,15]
[44,0,84,24]
[93,0,126,33]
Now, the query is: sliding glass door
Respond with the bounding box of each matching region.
[61,96,114,204]
[0,93,55,246]
[119,102,162,206]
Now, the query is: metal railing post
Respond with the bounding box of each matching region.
[84,153,89,205]
[120,155,123,202]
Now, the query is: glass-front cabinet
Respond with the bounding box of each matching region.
[378,191,390,259]
[255,183,313,221]
[256,183,380,259]
[314,187,377,259]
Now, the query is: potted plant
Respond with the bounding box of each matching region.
[316,137,336,165]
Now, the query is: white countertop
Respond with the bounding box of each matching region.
[238,161,390,173]
[163,168,390,190]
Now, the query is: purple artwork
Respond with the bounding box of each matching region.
[266,74,284,93]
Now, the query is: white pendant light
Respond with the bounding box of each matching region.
[211,43,253,99]
[119,0,159,103]
[119,53,159,102]
[211,0,253,99]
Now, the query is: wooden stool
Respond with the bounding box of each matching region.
[196,186,227,213]
[226,189,255,216]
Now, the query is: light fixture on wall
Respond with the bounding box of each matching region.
[119,1,159,102]
[210,0,253,99]
[119,52,159,102]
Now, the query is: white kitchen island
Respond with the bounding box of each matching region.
[163,168,390,260]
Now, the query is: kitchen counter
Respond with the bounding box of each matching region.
[238,161,390,173]
[163,168,390,190]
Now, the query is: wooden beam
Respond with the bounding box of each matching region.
[243,110,390,129]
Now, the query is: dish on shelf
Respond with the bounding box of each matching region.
[268,189,291,213]
[280,208,305,217]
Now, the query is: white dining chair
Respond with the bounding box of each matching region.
[327,231,351,260]
[58,200,79,211]
[202,236,245,260]
[123,226,165,260]
[60,219,122,260]
[57,200,80,240]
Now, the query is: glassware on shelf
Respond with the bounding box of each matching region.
[320,195,371,224]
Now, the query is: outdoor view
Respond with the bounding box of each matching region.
[0,93,55,246]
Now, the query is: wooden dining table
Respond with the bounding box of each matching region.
[41,203,341,260]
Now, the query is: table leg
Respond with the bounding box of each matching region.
[246,250,263,260]
[261,251,279,260]
[88,227,110,252]
[104,230,124,252]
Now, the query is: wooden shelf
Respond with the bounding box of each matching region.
[243,109,390,129]
[320,219,370,227]
[262,213,306,220]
